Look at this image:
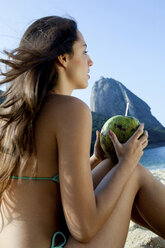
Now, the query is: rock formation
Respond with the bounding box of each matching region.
[90,77,165,153]
[90,77,163,129]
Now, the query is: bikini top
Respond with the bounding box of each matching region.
[11,174,60,184]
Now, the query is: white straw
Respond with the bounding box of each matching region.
[125,102,129,116]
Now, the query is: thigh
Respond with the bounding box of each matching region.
[65,165,142,248]
[133,166,165,238]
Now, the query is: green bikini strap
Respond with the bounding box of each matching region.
[51,231,67,248]
[10,174,60,183]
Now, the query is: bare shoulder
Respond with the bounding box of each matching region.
[44,94,92,128]
[49,94,90,112]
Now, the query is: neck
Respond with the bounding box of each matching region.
[51,73,73,96]
[50,88,73,96]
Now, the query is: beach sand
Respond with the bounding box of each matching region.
[124,169,165,248]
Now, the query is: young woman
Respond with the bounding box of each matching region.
[0,16,165,248]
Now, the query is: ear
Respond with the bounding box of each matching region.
[56,53,70,68]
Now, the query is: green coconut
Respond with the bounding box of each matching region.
[100,115,140,164]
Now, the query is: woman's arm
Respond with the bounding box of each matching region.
[90,154,101,169]
[90,130,105,170]
[91,157,114,189]
[90,131,115,189]
[53,96,148,243]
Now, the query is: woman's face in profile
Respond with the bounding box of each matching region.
[66,30,93,90]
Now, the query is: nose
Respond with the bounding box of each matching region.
[88,55,93,67]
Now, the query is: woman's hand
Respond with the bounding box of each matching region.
[108,123,148,168]
[93,130,106,163]
[90,130,113,170]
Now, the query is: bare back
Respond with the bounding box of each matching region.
[0,94,88,248]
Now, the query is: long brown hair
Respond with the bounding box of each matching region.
[0,16,78,201]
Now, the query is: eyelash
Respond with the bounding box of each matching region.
[84,50,88,54]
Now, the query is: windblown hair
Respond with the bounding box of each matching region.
[0,16,78,201]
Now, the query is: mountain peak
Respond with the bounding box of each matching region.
[90,77,163,129]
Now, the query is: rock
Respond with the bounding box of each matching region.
[90,77,163,129]
[90,77,165,151]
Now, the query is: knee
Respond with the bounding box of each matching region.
[136,163,152,189]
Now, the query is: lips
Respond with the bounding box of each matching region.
[87,69,90,78]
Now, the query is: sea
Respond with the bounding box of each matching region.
[140,145,165,171]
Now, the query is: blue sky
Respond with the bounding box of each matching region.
[0,0,165,126]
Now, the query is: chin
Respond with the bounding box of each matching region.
[81,83,88,89]
[75,81,88,89]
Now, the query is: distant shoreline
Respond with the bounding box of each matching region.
[146,142,165,150]
[141,144,165,171]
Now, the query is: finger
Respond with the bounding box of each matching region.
[96,130,100,139]
[94,131,98,144]
[94,131,102,149]
[108,130,121,150]
[132,123,144,140]
[139,130,148,143]
[142,139,148,150]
